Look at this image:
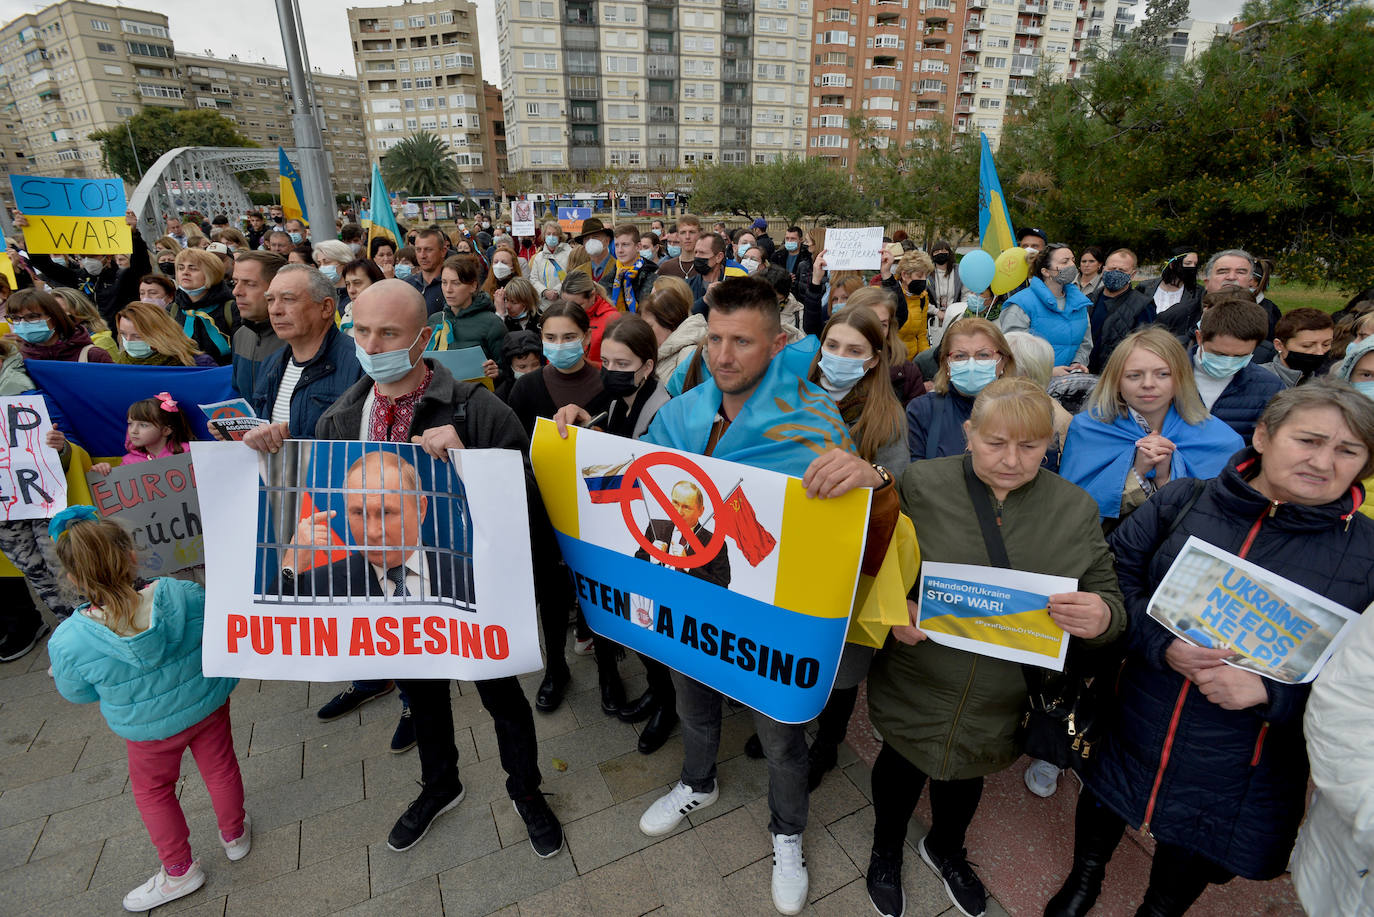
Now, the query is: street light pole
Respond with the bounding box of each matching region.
[274,0,335,234]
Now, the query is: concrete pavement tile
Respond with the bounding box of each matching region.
[691,805,770,877]
[492,764,614,848]
[301,713,400,775]
[32,791,145,860]
[332,877,442,916]
[0,706,44,758]
[242,760,363,833]
[824,805,877,869]
[536,718,642,776]
[27,694,108,743]
[578,851,663,917]
[843,759,874,803]
[245,703,362,755]
[0,814,44,870]
[638,829,738,917]
[361,747,437,802]
[825,814,956,917]
[180,740,303,811]
[436,837,578,917]
[684,753,770,828]
[2,837,102,913]
[305,679,353,709]
[563,786,688,874]
[298,795,402,866]
[806,876,879,916]
[0,760,127,828]
[516,876,593,916]
[718,822,858,913]
[0,667,57,704]
[367,801,500,896]
[73,727,126,770]
[806,765,869,828]
[597,742,685,805]
[225,846,369,917]
[0,735,84,791]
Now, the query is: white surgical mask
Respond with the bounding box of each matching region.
[492,262,513,280]
[585,238,606,258]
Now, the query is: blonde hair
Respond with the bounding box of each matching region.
[184,225,209,248]
[807,305,906,462]
[501,277,539,315]
[154,236,183,255]
[566,244,591,273]
[482,246,524,295]
[1088,326,1208,425]
[212,227,248,249]
[844,286,905,365]
[898,251,935,277]
[116,302,206,366]
[174,248,225,287]
[969,377,1055,442]
[50,288,108,334]
[560,268,607,302]
[933,317,1018,395]
[54,515,142,637]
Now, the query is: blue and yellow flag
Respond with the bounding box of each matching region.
[365,163,401,248]
[278,146,307,227]
[978,132,1016,258]
[0,219,17,292]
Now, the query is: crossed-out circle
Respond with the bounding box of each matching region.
[619,452,726,570]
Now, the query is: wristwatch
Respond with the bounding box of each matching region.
[872,464,894,490]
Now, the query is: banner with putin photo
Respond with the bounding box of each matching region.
[530,420,871,724]
[192,439,541,681]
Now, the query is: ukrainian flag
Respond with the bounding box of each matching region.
[0,221,17,291]
[278,147,308,227]
[978,132,1016,257]
[365,163,401,248]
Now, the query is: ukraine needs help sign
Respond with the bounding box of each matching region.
[530,420,870,724]
[9,176,131,255]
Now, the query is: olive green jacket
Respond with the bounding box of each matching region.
[867,455,1126,780]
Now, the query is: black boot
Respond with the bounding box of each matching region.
[535,667,570,713]
[638,703,677,754]
[1045,791,1128,917]
[600,674,626,716]
[1044,860,1107,917]
[618,690,658,723]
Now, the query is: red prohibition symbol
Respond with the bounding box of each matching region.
[619,452,726,570]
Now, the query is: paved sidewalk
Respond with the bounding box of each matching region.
[0,635,1010,917]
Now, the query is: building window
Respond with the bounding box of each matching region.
[96,41,116,53]
[121,20,168,37]
[90,19,111,31]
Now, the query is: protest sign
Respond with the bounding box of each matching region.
[199,398,267,441]
[916,562,1077,670]
[1148,536,1359,683]
[0,395,66,520]
[512,200,536,238]
[557,206,590,234]
[821,226,884,272]
[9,175,132,255]
[193,439,541,682]
[426,346,487,385]
[530,419,870,723]
[87,453,202,575]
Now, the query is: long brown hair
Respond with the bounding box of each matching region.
[116,302,206,366]
[480,245,524,296]
[54,515,142,636]
[807,305,905,462]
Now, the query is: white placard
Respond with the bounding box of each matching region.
[822,226,884,271]
[511,199,536,238]
[0,395,66,520]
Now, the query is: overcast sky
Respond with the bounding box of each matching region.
[1,0,1247,86]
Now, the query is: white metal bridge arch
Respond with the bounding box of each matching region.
[128,147,300,243]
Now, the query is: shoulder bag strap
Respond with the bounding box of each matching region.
[962,453,1011,568]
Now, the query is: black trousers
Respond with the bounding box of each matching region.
[870,741,984,859]
[398,675,542,799]
[1072,788,1235,916]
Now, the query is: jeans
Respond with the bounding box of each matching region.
[672,669,809,836]
[870,741,984,859]
[126,702,245,870]
[0,519,71,622]
[398,675,542,799]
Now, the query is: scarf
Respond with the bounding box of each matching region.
[609,257,646,313]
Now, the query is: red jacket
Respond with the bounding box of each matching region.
[585,295,618,365]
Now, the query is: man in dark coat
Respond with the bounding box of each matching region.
[1089,248,1155,374]
[633,480,731,589]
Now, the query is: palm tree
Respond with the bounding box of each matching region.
[380,132,465,198]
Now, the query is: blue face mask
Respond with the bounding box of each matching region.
[736,243,750,258]
[394,263,414,280]
[288,231,303,244]
[964,293,987,314]
[666,244,682,258]
[948,358,999,396]
[178,283,206,299]
[1354,380,1374,400]
[1198,349,1252,379]
[784,240,799,252]
[320,264,340,283]
[122,339,154,359]
[543,339,584,370]
[12,319,52,344]
[819,351,868,388]
[355,330,423,384]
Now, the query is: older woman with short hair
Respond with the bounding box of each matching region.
[907,317,1018,461]
[866,377,1126,917]
[171,248,236,365]
[1047,380,1374,917]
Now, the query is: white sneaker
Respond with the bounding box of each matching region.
[221,814,251,861]
[771,832,809,915]
[1024,758,1061,798]
[638,781,718,836]
[122,861,205,912]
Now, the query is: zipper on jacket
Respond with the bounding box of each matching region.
[1141,505,1269,836]
[940,657,979,776]
[1250,722,1269,766]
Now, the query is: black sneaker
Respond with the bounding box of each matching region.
[512,792,564,858]
[317,681,394,721]
[807,741,839,791]
[867,850,905,917]
[0,621,49,663]
[389,707,416,754]
[744,732,765,759]
[918,835,986,917]
[386,783,464,852]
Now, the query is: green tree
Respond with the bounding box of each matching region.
[89,107,258,185]
[380,132,465,199]
[996,0,1374,289]
[686,162,767,219]
[689,158,870,225]
[1133,0,1192,47]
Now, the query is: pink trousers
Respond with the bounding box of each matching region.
[125,701,245,869]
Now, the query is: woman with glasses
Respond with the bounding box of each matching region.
[906,317,1019,462]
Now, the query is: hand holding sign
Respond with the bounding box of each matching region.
[1046,591,1112,639]
[822,227,884,272]
[1164,639,1232,681]
[8,177,133,255]
[1192,664,1269,710]
[891,598,930,646]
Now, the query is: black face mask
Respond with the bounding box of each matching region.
[1175,264,1199,286]
[1284,350,1327,375]
[692,257,713,276]
[600,367,642,398]
[931,252,951,266]
[158,262,176,276]
[906,278,927,297]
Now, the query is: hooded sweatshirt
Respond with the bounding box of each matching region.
[47,578,237,741]
[425,290,507,360]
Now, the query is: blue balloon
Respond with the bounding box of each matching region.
[958,250,996,294]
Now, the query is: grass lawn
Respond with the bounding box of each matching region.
[1270,280,1352,314]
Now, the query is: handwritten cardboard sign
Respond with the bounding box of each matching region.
[0,395,66,520]
[87,453,203,575]
[10,176,132,255]
[822,226,884,272]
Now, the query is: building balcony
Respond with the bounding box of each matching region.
[1012,64,1037,75]
[1010,85,1032,95]
[722,64,749,80]
[964,39,981,50]
[724,20,751,37]
[1017,23,1043,34]
[1019,1,1047,11]
[569,87,600,99]
[966,17,985,29]
[959,59,980,72]
[646,0,675,7]
[955,122,969,133]
[358,21,390,33]
[649,106,676,122]
[570,135,601,147]
[570,110,598,124]
[564,36,598,50]
[646,63,677,78]
[955,102,972,113]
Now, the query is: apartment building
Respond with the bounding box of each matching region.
[481,80,509,194]
[807,0,962,167]
[178,52,369,196]
[495,0,811,183]
[347,0,503,195]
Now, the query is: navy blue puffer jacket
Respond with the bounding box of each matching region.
[1089,450,1374,879]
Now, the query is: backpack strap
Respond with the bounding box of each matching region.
[78,344,93,363]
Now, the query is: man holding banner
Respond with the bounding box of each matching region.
[635,275,899,915]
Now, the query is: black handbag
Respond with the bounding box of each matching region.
[960,456,1118,773]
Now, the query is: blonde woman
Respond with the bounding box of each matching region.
[171,248,237,365]
[114,302,217,367]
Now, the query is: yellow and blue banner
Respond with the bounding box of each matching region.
[0,218,17,291]
[364,163,401,248]
[278,147,307,226]
[8,175,131,255]
[917,561,1076,670]
[978,132,1016,258]
[531,420,871,723]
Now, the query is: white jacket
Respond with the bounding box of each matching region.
[1292,607,1374,916]
[527,242,572,297]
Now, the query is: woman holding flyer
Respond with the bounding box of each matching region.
[1046,380,1374,917]
[864,378,1126,917]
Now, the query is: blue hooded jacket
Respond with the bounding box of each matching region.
[1004,277,1093,366]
